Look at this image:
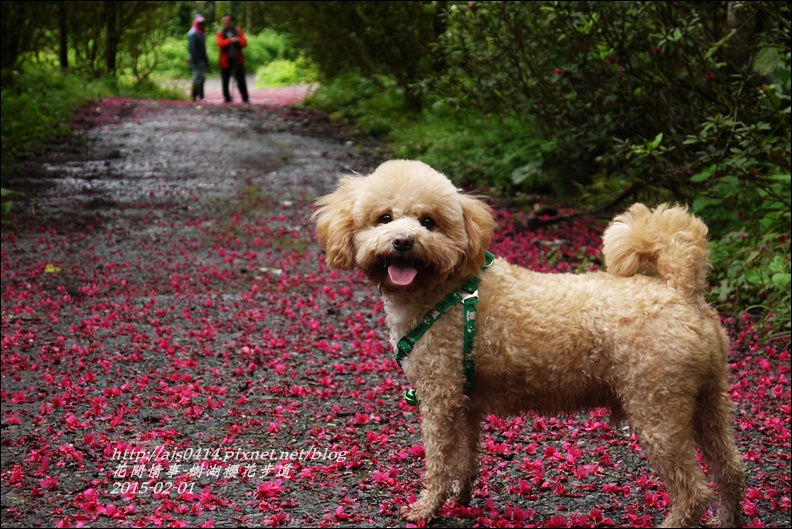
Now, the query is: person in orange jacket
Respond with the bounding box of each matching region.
[217,14,249,103]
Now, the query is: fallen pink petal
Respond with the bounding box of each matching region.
[2,81,789,529]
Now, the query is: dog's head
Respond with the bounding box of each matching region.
[313,160,494,292]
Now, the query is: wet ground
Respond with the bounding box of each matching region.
[1,94,789,528]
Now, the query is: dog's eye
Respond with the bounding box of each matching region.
[378,214,392,224]
[421,217,436,230]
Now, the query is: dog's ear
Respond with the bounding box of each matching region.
[312,176,362,270]
[457,193,495,277]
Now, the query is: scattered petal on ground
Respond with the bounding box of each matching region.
[2,98,789,528]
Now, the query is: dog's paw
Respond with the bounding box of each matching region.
[705,514,744,528]
[448,479,473,506]
[705,516,721,528]
[398,499,436,523]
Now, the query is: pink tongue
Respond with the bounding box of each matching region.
[388,264,418,286]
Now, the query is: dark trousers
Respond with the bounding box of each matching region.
[221,61,249,102]
[191,64,206,101]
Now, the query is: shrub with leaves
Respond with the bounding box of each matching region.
[433,0,790,331]
[267,1,442,111]
[305,72,410,137]
[255,57,318,88]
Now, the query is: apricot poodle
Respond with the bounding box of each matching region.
[313,160,744,527]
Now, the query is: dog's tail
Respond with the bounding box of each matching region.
[602,203,711,297]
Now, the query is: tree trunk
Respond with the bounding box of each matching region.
[726,1,753,68]
[104,1,118,75]
[216,1,228,22]
[0,2,35,71]
[58,2,69,70]
[245,1,252,33]
[402,83,423,113]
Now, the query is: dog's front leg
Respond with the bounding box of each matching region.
[399,400,471,522]
[449,408,481,506]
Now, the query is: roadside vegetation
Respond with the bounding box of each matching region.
[277,1,791,338]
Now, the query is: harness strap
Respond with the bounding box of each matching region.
[396,251,494,406]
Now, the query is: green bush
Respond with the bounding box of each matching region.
[435,2,789,195]
[695,168,790,336]
[1,67,104,160]
[390,108,549,194]
[304,2,790,333]
[250,29,300,63]
[306,72,409,137]
[255,57,318,88]
[429,0,790,331]
[240,30,296,75]
[266,1,441,111]
[149,36,202,79]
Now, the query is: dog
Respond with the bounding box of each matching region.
[312,159,744,527]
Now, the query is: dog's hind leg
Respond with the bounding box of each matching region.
[692,378,745,528]
[624,395,714,528]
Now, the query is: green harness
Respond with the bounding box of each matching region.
[394,251,495,406]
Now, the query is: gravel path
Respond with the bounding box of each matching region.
[1,95,789,528]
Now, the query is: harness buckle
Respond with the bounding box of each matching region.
[460,289,479,302]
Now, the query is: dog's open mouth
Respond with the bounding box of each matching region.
[386,260,420,287]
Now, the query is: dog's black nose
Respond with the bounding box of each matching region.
[392,234,414,252]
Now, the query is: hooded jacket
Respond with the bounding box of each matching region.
[187,17,208,68]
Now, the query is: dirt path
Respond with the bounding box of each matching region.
[1,97,789,528]
[0,98,400,527]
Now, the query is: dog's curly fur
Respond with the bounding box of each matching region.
[313,160,745,527]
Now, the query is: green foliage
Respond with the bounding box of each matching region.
[151,29,301,81]
[1,67,102,160]
[693,168,790,336]
[1,1,56,70]
[255,58,318,88]
[390,108,549,194]
[307,72,548,193]
[302,1,790,332]
[149,35,204,79]
[266,1,442,111]
[241,30,302,78]
[306,72,410,137]
[434,2,790,200]
[428,0,790,331]
[249,29,301,64]
[23,2,177,76]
